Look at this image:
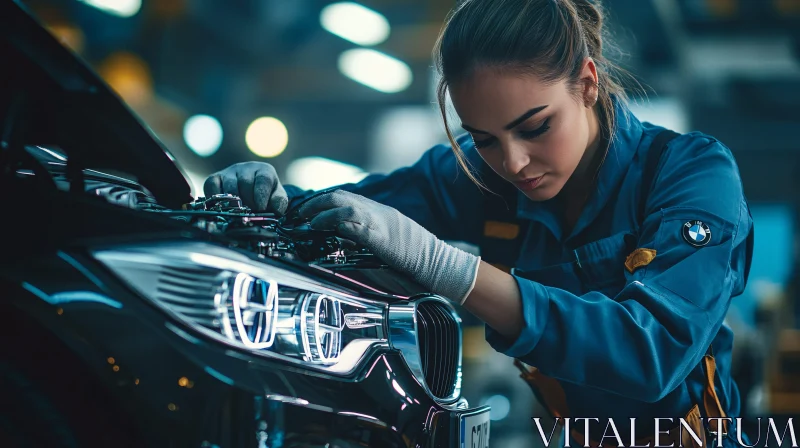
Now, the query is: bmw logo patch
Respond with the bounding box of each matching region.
[682,220,711,247]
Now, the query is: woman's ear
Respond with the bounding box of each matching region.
[580,57,599,108]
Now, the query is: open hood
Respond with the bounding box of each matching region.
[0,0,192,209]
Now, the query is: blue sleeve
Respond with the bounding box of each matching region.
[486,134,754,402]
[284,134,485,244]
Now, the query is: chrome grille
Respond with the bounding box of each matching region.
[156,266,223,329]
[416,301,459,399]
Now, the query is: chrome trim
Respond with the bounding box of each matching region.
[388,296,462,403]
[344,313,383,329]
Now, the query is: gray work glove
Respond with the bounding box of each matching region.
[203,162,288,214]
[298,190,481,304]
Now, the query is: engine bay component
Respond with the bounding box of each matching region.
[146,194,387,268]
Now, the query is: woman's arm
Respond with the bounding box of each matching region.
[463,262,525,341]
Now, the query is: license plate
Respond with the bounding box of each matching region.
[459,408,490,448]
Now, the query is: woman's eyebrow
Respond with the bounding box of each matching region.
[460,123,487,134]
[504,105,548,130]
[460,105,549,134]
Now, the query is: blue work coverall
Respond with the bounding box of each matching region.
[285,102,755,445]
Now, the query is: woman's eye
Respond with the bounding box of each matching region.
[519,118,551,140]
[472,136,496,149]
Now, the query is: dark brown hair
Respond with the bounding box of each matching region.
[432,0,638,188]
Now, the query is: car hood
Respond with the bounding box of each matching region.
[0,0,192,209]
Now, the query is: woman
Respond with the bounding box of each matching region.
[205,0,754,446]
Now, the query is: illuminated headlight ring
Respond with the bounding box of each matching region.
[217,273,279,349]
[301,293,344,364]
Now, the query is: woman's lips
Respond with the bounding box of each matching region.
[514,175,545,191]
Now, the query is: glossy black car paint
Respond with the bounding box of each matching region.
[0,2,479,446]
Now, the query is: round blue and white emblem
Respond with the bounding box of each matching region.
[682,220,711,247]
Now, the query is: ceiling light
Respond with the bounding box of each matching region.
[78,0,142,18]
[246,117,289,158]
[338,49,412,93]
[320,2,390,46]
[183,114,223,157]
[285,157,368,191]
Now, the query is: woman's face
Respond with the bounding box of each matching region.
[449,65,599,202]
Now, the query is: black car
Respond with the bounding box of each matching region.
[0,2,492,446]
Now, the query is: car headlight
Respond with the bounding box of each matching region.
[92,242,387,375]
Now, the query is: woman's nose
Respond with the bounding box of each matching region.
[502,143,530,176]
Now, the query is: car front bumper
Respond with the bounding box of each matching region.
[1,250,488,448]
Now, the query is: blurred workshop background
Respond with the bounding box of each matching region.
[21,0,800,445]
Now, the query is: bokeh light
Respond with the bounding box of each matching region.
[482,395,510,422]
[46,23,85,54]
[97,52,153,108]
[338,49,412,93]
[320,2,390,46]
[78,0,142,18]
[285,157,368,191]
[183,114,223,157]
[245,117,289,158]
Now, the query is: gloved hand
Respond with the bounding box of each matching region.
[298,190,481,304]
[203,162,288,214]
